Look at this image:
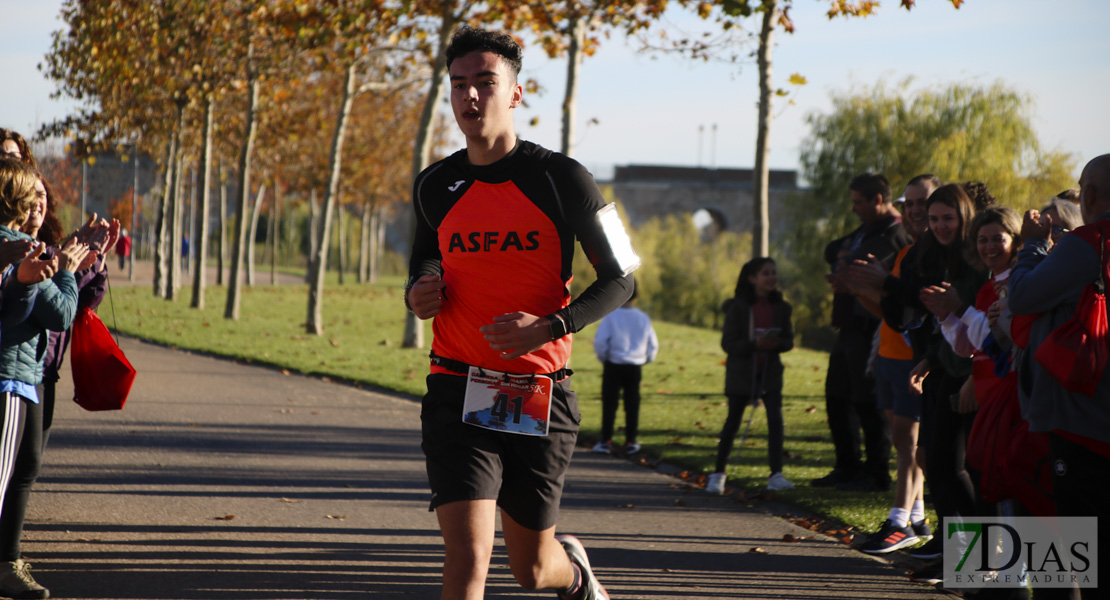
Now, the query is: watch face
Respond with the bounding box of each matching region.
[549,317,566,340]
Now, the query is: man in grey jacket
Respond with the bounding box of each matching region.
[1009,153,1110,599]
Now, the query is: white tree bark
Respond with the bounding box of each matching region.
[752,0,776,259]
[307,61,359,334]
[225,74,260,320]
[191,96,214,309]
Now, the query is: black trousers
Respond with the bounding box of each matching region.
[599,362,642,444]
[0,382,53,561]
[922,372,976,533]
[824,326,891,481]
[1050,432,1109,600]
[715,391,785,475]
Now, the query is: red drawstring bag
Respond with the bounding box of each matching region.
[70,306,136,411]
[1032,221,1110,397]
[966,371,1055,516]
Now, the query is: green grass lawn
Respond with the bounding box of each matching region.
[103,275,931,537]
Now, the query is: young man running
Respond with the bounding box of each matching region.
[406,26,636,600]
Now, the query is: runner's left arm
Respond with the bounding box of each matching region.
[547,157,634,333]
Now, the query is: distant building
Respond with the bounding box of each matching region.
[83,150,158,219]
[602,165,806,239]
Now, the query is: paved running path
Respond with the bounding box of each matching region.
[26,337,946,599]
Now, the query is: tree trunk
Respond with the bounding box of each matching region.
[271,177,280,285]
[129,142,139,281]
[403,7,456,348]
[306,188,318,284]
[225,74,261,320]
[247,181,266,287]
[561,14,586,158]
[338,200,347,285]
[217,161,226,286]
[358,201,370,284]
[307,62,359,335]
[752,0,776,259]
[373,205,385,284]
[167,155,185,300]
[153,127,177,298]
[191,97,215,309]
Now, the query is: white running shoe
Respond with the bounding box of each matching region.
[590,441,611,454]
[767,472,795,491]
[706,472,726,494]
[556,534,609,600]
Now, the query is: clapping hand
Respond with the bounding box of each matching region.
[844,254,890,294]
[57,238,94,274]
[15,242,57,285]
[919,282,963,320]
[0,238,33,272]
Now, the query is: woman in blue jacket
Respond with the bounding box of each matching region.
[0,158,93,599]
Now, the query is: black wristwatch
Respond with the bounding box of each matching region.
[403,275,419,314]
[546,313,568,341]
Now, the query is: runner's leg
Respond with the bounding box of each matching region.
[501,510,575,591]
[436,499,497,600]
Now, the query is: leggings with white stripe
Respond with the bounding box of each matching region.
[0,393,27,523]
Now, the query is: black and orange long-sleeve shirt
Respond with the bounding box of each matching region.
[410,140,633,376]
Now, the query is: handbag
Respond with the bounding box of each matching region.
[1032,221,1110,396]
[70,306,136,411]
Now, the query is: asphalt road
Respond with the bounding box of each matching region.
[22,337,948,599]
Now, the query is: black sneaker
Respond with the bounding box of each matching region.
[859,519,920,554]
[911,519,933,544]
[0,559,49,600]
[810,469,854,487]
[908,534,942,560]
[908,562,942,585]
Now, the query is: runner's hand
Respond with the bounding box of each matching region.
[480,312,551,360]
[408,274,445,319]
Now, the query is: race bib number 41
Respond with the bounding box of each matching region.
[463,366,552,436]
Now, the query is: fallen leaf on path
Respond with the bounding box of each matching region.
[748,547,766,553]
[782,534,799,543]
[215,515,235,521]
[280,498,301,503]
[326,515,346,520]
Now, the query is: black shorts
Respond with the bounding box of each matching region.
[421,373,581,531]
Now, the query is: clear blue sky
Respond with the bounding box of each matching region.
[4,0,1107,184]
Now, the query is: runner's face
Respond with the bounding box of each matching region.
[449,51,522,145]
[748,262,778,297]
[929,202,960,247]
[976,222,1014,274]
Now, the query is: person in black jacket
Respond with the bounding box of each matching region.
[706,257,795,495]
[812,173,911,491]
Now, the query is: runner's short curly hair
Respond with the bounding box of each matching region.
[445,26,522,82]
